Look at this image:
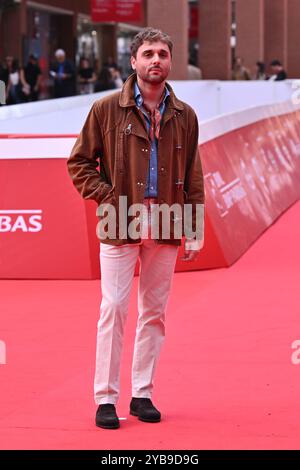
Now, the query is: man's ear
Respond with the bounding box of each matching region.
[130,56,136,70]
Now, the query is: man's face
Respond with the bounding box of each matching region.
[131,40,172,84]
[272,65,281,74]
[56,54,65,63]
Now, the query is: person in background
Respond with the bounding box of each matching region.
[254,61,267,80]
[78,58,97,95]
[268,60,287,81]
[187,58,202,80]
[50,49,75,98]
[94,67,116,92]
[103,56,118,70]
[0,59,9,87]
[110,65,124,88]
[0,60,8,105]
[5,57,24,104]
[232,56,251,80]
[22,54,42,101]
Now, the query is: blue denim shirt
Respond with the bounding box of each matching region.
[134,82,170,198]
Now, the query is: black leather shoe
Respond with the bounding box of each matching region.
[130,398,161,422]
[95,404,120,429]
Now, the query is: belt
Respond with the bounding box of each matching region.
[143,197,158,206]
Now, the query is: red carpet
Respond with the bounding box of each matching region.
[0,201,300,450]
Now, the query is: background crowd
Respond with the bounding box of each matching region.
[0,49,125,105]
[0,49,287,106]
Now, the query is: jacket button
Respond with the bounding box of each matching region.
[161,167,165,172]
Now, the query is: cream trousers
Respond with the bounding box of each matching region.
[94,200,179,404]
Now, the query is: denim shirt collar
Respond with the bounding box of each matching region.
[134,81,170,108]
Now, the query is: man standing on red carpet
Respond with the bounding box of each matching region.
[67,28,205,429]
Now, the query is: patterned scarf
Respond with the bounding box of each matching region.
[143,92,166,140]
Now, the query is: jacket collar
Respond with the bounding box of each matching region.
[119,73,184,111]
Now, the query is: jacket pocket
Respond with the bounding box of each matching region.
[96,188,119,240]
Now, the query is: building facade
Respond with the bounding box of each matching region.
[1,0,300,83]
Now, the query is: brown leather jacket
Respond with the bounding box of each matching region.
[67,73,204,246]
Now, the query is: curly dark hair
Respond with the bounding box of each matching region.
[130,27,173,58]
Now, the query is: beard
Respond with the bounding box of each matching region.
[137,67,170,84]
